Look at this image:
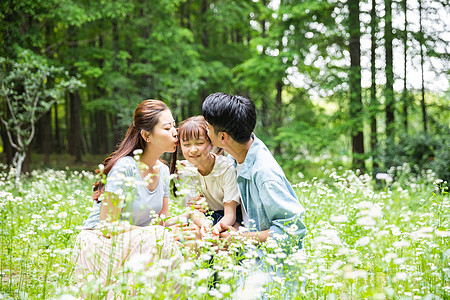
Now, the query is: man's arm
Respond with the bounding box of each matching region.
[217,222,270,243]
[259,179,307,241]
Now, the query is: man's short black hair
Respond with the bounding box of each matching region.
[202,92,256,144]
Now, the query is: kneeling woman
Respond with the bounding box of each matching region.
[73,100,183,298]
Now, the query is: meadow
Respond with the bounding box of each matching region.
[0,163,448,299]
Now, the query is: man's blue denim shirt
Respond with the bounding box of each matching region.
[234,135,307,245]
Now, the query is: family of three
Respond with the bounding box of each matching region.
[73,92,307,298]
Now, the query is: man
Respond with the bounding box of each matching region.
[202,92,306,246]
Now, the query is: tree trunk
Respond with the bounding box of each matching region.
[201,0,209,48]
[419,0,427,132]
[53,102,61,153]
[402,0,408,132]
[349,0,365,171]
[70,90,82,163]
[260,0,270,129]
[96,110,109,154]
[384,0,395,138]
[274,81,283,156]
[41,110,52,165]
[370,0,378,170]
[0,125,13,165]
[65,93,70,153]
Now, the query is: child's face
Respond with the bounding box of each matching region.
[180,134,212,166]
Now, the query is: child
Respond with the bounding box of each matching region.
[174,115,242,234]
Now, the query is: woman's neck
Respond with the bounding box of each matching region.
[196,153,215,176]
[139,149,161,173]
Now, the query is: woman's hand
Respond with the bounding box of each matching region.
[186,194,209,213]
[172,222,199,242]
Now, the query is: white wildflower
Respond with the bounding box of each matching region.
[356,216,376,226]
[219,284,231,294]
[395,272,408,281]
[393,240,410,248]
[435,230,450,237]
[51,223,62,230]
[355,236,371,247]
[376,173,393,182]
[195,269,211,280]
[391,227,401,236]
[198,286,208,294]
[180,261,195,272]
[330,214,348,223]
[57,211,68,219]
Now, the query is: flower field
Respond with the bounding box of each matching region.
[0,164,448,299]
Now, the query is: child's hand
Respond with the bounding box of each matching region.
[212,223,224,236]
[214,222,238,238]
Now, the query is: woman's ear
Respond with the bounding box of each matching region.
[141,129,151,142]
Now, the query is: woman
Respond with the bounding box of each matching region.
[73,100,183,298]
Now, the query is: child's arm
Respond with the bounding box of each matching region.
[212,201,238,235]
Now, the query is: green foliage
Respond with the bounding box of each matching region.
[378,132,450,183]
[0,50,83,179]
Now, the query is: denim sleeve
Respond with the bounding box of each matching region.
[260,180,307,242]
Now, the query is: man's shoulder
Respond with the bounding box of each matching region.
[250,149,286,184]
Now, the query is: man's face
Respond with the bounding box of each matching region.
[206,122,221,147]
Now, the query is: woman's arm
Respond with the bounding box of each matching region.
[99,192,123,222]
[99,192,138,237]
[159,197,170,225]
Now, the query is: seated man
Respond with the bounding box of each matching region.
[202,92,307,246]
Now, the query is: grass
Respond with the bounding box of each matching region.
[0,163,448,299]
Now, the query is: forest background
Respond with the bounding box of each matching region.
[0,0,449,183]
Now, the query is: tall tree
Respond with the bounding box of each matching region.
[401,0,409,131]
[418,0,427,132]
[384,0,395,138]
[348,0,365,170]
[0,51,82,181]
[370,0,379,169]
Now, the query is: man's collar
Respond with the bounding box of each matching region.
[237,133,258,180]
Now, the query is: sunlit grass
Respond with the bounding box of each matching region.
[0,163,448,299]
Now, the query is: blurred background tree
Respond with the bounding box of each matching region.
[0,0,448,182]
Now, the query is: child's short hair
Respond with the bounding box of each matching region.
[178,115,210,143]
[202,92,256,144]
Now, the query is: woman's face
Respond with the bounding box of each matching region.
[180,133,212,166]
[146,110,178,153]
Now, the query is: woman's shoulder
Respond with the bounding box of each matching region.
[114,156,137,169]
[108,156,137,176]
[157,159,170,175]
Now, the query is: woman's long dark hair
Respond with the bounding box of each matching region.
[92,100,169,202]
